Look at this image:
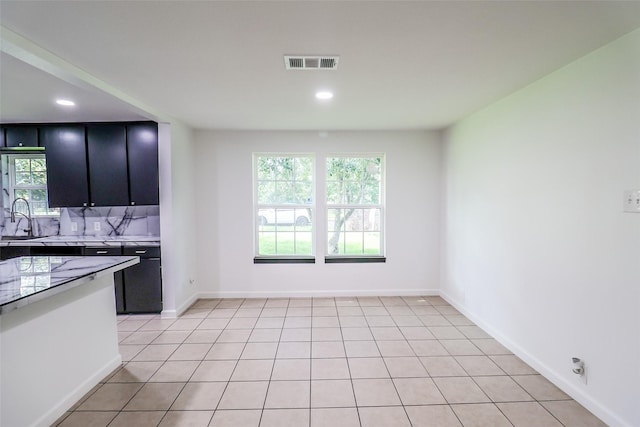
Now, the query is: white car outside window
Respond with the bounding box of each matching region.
[258,208,310,226]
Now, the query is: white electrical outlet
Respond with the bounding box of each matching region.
[93,222,101,231]
[623,190,640,213]
[70,222,78,232]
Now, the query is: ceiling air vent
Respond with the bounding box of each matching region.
[284,55,339,70]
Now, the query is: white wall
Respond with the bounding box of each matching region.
[442,29,640,427]
[159,120,199,316]
[1,273,121,427]
[194,130,441,297]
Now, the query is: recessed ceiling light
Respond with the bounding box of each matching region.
[315,91,334,100]
[56,99,75,106]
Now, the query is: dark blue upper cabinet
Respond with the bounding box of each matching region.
[87,124,130,207]
[5,126,38,147]
[127,122,159,205]
[40,125,90,207]
[6,121,159,208]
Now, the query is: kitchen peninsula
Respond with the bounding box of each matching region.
[0,235,162,314]
[0,255,139,427]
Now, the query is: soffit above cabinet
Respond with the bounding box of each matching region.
[0,52,151,124]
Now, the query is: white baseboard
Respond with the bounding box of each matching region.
[440,290,629,427]
[195,288,440,299]
[35,354,122,427]
[161,308,177,318]
[162,292,201,318]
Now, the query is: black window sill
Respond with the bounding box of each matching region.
[324,256,386,264]
[254,257,315,264]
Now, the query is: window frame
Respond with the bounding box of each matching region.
[325,153,385,261]
[253,153,316,262]
[5,153,59,217]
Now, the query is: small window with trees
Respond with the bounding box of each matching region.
[254,154,314,260]
[326,155,384,259]
[5,154,59,216]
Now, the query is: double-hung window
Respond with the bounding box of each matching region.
[253,153,384,263]
[5,154,58,216]
[326,155,384,260]
[254,154,314,260]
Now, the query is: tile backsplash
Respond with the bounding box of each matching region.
[1,205,160,238]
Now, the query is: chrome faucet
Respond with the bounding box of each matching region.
[10,197,34,238]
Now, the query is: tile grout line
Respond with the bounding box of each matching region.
[383,296,436,427]
[209,299,247,421]
[256,298,283,427]
[337,296,364,427]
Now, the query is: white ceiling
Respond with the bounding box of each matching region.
[1,1,640,130]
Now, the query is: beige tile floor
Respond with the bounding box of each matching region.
[55,296,607,427]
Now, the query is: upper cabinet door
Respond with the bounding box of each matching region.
[5,126,38,147]
[40,125,90,208]
[87,124,130,206]
[0,127,5,147]
[127,122,159,205]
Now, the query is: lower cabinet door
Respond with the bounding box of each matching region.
[123,258,162,313]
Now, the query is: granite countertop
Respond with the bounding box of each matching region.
[0,235,161,247]
[0,255,139,314]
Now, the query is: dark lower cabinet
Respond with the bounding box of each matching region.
[122,246,162,314]
[84,245,162,314]
[84,247,125,313]
[123,259,162,313]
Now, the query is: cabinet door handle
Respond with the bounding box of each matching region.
[83,202,87,207]
[131,201,136,205]
[96,250,108,254]
[91,202,95,207]
[135,250,147,254]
